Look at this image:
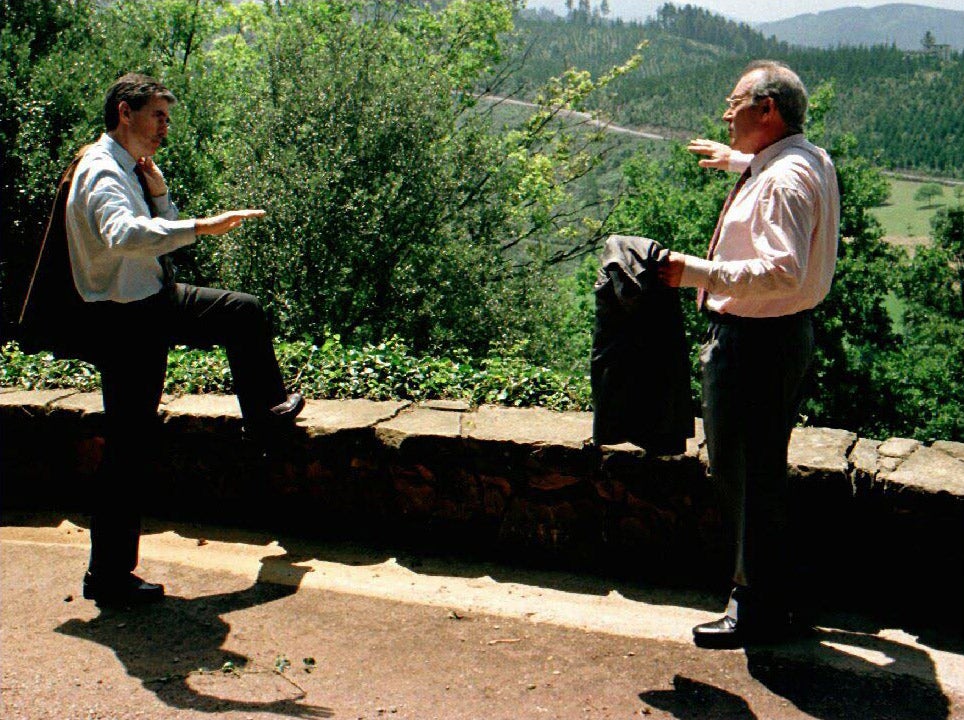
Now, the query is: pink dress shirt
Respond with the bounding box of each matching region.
[679,134,840,318]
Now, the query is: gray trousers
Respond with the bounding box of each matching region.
[700,310,813,620]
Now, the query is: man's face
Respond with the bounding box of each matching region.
[722,71,770,154]
[122,95,170,158]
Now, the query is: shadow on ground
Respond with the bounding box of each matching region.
[55,562,332,718]
[639,628,951,720]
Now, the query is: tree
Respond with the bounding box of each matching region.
[913,182,944,206]
[930,206,964,313]
[2,0,640,366]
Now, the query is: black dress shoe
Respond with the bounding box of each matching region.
[693,614,795,649]
[269,392,305,422]
[82,572,165,608]
[693,615,744,649]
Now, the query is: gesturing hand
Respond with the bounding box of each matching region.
[686,138,734,170]
[195,209,266,237]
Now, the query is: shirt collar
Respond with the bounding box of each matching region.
[101,132,138,174]
[749,133,807,177]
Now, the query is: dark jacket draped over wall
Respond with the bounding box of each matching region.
[591,235,693,455]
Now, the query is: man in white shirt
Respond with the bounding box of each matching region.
[67,73,304,608]
[659,61,840,647]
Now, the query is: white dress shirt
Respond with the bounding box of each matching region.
[679,134,840,318]
[65,133,196,303]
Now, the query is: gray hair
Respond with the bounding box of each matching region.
[742,60,808,134]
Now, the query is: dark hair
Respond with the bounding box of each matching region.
[103,73,176,131]
[742,60,808,134]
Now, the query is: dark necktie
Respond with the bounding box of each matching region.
[696,167,752,311]
[134,165,176,290]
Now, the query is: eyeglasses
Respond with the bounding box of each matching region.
[725,93,771,111]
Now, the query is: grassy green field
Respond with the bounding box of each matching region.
[872,177,961,239]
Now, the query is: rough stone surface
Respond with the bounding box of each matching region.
[163,394,242,419]
[933,440,964,462]
[50,392,103,416]
[421,399,471,412]
[788,426,855,473]
[0,388,77,411]
[849,437,882,491]
[878,436,921,458]
[376,406,462,447]
[162,394,244,434]
[881,445,964,501]
[463,405,593,449]
[296,398,408,437]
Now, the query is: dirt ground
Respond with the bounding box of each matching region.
[3,515,963,720]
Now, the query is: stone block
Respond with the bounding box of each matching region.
[879,445,964,515]
[849,437,882,493]
[0,389,78,414]
[50,392,104,418]
[788,426,855,495]
[878,436,921,459]
[375,406,461,448]
[932,440,964,462]
[162,394,244,433]
[462,405,592,450]
[420,399,470,412]
[298,399,408,438]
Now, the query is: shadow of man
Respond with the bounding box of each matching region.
[640,674,758,719]
[745,628,950,720]
[55,560,332,718]
[638,628,949,720]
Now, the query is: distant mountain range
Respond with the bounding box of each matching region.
[756,3,964,51]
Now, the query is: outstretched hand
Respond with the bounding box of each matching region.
[686,138,734,170]
[195,209,266,236]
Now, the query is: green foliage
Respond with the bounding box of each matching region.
[513,5,964,179]
[3,0,960,442]
[0,342,101,392]
[0,338,591,412]
[1,0,630,367]
[914,183,944,205]
[880,204,964,440]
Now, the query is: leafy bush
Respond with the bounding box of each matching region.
[0,339,591,412]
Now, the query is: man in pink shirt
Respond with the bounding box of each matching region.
[659,60,840,648]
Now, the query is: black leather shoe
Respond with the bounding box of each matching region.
[693,614,796,649]
[693,615,744,649]
[269,392,305,422]
[82,572,165,608]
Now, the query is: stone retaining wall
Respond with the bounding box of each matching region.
[2,389,962,625]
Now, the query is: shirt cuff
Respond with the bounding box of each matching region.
[727,151,753,173]
[152,193,180,221]
[679,254,714,289]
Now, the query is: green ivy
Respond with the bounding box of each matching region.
[0,338,591,412]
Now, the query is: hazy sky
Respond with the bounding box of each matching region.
[526,0,964,24]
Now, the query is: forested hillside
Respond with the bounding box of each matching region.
[512,5,964,178]
[757,4,964,52]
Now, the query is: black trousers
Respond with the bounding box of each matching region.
[87,283,287,579]
[700,310,813,620]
